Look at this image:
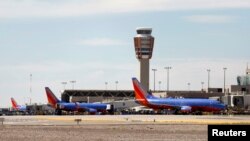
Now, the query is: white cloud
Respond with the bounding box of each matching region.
[78,38,126,46]
[184,15,234,23]
[0,0,250,19]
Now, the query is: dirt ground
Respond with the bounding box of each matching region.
[0,124,207,141]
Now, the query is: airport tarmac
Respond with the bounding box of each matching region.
[1,115,250,125]
[0,115,250,141]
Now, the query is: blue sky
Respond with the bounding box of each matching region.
[0,0,250,107]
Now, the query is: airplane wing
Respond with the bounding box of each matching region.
[147,102,192,112]
[146,102,176,110]
[76,103,97,113]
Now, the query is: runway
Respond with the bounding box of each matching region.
[1,115,250,125]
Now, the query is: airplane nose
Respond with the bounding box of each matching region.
[219,103,226,110]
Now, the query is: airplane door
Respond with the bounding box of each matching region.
[56,103,60,110]
[210,100,213,109]
[179,99,185,107]
[180,99,183,106]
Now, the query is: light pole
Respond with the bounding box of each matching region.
[70,80,76,89]
[29,74,32,105]
[30,74,32,94]
[115,81,118,90]
[105,82,108,90]
[152,69,157,91]
[207,69,211,90]
[187,82,191,91]
[61,82,67,90]
[28,97,31,105]
[158,81,161,91]
[164,66,172,92]
[201,82,204,91]
[223,67,227,95]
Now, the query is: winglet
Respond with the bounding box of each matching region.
[45,87,60,108]
[132,77,149,106]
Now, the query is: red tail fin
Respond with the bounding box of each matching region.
[132,78,149,106]
[11,97,18,109]
[45,87,60,108]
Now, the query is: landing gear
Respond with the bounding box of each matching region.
[193,111,202,115]
[108,104,114,115]
[55,109,62,115]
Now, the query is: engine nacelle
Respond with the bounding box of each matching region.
[88,108,97,114]
[180,106,192,113]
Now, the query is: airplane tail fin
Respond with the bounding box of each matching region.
[11,97,19,109]
[132,77,149,106]
[45,87,60,108]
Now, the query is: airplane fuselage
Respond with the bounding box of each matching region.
[56,102,109,113]
[45,87,111,114]
[141,98,225,112]
[13,105,27,112]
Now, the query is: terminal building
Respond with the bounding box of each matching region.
[222,66,250,109]
[231,66,250,94]
[61,89,225,112]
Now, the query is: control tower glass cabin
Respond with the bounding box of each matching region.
[134,27,154,91]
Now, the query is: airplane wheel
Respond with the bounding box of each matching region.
[55,109,62,115]
[174,109,179,115]
[194,111,202,115]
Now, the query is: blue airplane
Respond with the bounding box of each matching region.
[132,77,226,113]
[45,87,111,115]
[11,97,27,112]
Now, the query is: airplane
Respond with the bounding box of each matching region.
[11,97,27,112]
[45,87,112,115]
[132,77,226,114]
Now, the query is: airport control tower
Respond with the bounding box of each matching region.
[134,27,154,91]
